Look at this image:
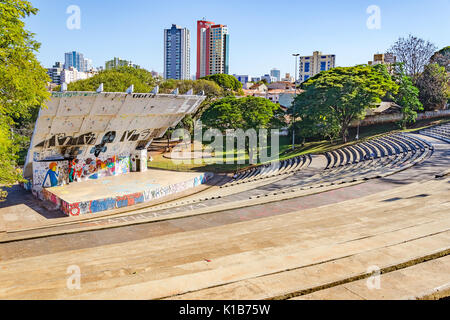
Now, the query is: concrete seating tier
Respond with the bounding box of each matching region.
[419,123,450,143]
[286,132,432,189]
[221,154,311,188]
[149,133,433,210]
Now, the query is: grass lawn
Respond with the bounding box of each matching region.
[144,116,449,173]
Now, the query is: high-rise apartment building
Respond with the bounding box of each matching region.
[64,51,88,72]
[196,20,229,79]
[164,24,190,80]
[299,51,336,83]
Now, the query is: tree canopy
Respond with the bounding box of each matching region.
[391,64,423,128]
[201,74,243,92]
[430,46,450,73]
[0,0,50,198]
[415,63,449,111]
[67,66,156,92]
[201,96,282,132]
[389,35,437,79]
[293,65,398,142]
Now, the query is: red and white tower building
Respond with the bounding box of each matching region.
[196,20,230,79]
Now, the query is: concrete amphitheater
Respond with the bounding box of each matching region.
[0,122,449,300]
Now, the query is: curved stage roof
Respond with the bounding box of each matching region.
[24,91,205,178]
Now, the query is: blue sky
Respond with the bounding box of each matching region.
[26,0,449,78]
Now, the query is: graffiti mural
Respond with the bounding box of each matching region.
[59,172,214,216]
[67,155,130,182]
[33,161,69,191]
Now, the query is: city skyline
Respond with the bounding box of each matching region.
[26,0,449,77]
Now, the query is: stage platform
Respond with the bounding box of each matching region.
[42,169,213,216]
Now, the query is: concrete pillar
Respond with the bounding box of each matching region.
[131,149,148,172]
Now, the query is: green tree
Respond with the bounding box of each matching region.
[201,96,244,131]
[293,65,398,143]
[67,66,155,92]
[415,63,448,110]
[0,0,50,199]
[258,79,268,85]
[391,64,423,129]
[201,96,280,132]
[430,46,450,72]
[201,74,243,93]
[201,96,282,162]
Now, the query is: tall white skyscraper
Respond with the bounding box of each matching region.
[164,24,190,80]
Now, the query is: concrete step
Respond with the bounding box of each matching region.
[294,255,450,300]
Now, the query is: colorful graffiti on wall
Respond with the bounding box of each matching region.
[68,155,131,182]
[32,161,69,192]
[58,172,213,216]
[34,156,131,188]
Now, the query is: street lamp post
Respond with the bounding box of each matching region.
[356,121,360,140]
[292,53,300,151]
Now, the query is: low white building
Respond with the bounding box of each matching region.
[61,67,97,84]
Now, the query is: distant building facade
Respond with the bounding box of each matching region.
[299,51,336,83]
[268,81,295,90]
[281,73,294,82]
[261,74,277,84]
[105,57,140,70]
[164,24,190,80]
[47,62,63,84]
[61,67,96,84]
[233,74,250,84]
[270,68,281,82]
[248,83,268,92]
[368,53,396,73]
[196,20,229,79]
[64,51,89,72]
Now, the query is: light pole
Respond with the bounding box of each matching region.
[292,53,300,151]
[356,121,360,140]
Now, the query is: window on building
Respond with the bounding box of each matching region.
[320,62,326,71]
[304,62,310,72]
